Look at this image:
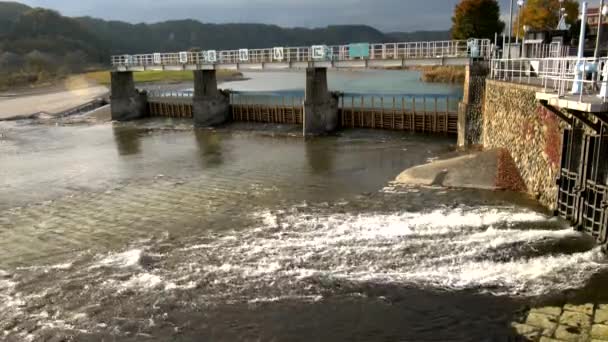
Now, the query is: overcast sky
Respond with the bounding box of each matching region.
[14,0,585,32]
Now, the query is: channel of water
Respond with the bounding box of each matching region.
[1,69,607,341]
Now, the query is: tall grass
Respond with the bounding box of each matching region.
[416,66,465,84]
[83,70,243,85]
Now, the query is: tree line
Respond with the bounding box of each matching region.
[451,0,580,41]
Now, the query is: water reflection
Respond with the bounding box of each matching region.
[112,124,142,156]
[194,129,224,168]
[305,139,334,174]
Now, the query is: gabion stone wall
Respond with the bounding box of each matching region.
[483,80,565,210]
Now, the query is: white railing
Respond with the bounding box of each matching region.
[111,39,492,68]
[490,57,608,103]
[523,43,570,59]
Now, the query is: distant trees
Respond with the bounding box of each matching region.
[0,51,24,71]
[451,0,505,40]
[517,0,579,35]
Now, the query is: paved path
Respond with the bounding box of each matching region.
[513,303,608,341]
[0,86,109,120]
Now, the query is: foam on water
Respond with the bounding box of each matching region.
[179,206,605,297]
[95,249,144,268]
[1,205,606,340]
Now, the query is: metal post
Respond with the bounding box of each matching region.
[572,2,589,94]
[508,0,514,59]
[516,3,521,44]
[494,32,498,58]
[595,0,605,60]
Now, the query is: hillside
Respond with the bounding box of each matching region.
[387,30,451,42]
[0,1,453,89]
[0,1,30,35]
[74,18,390,54]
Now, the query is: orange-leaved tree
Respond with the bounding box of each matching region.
[517,0,579,35]
[451,0,505,40]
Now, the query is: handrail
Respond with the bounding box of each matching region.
[490,56,608,103]
[111,39,493,68]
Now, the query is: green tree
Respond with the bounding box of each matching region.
[451,0,505,40]
[517,0,579,35]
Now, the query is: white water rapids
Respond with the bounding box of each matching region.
[1,204,606,340]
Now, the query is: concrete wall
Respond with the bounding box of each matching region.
[483,80,565,209]
[303,68,339,135]
[192,70,230,127]
[110,72,148,121]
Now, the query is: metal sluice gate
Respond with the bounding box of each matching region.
[557,122,608,245]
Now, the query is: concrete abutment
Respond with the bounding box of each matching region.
[110,71,148,121]
[303,67,339,136]
[192,70,230,127]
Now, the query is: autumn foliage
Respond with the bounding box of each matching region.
[451,0,505,40]
[517,0,579,35]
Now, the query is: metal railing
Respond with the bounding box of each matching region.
[111,39,492,68]
[147,90,192,98]
[523,43,570,59]
[490,56,608,103]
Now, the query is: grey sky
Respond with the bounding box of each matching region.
[14,0,585,32]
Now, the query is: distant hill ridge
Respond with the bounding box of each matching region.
[0,1,450,65]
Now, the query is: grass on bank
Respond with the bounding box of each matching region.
[84,70,242,85]
[416,66,465,84]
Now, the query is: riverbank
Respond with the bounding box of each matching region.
[414,66,465,84]
[83,69,245,85]
[0,85,109,121]
[383,66,465,84]
[0,70,247,121]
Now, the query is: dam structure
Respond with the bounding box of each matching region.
[489,56,608,249]
[109,39,491,136]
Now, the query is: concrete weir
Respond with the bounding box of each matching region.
[192,70,230,127]
[110,71,148,121]
[303,67,339,136]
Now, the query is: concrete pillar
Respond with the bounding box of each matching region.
[110,71,148,121]
[457,62,489,148]
[192,70,230,127]
[303,67,339,136]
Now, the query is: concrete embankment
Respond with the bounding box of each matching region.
[0,85,109,120]
[394,149,526,191]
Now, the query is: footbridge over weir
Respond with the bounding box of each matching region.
[109,39,491,137]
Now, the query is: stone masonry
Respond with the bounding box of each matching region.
[483,80,565,210]
[512,303,608,341]
[458,62,489,147]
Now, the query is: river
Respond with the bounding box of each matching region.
[1,70,607,341]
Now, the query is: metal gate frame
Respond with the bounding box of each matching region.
[579,125,608,243]
[557,126,585,225]
[557,121,608,245]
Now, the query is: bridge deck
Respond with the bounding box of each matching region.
[113,39,492,71]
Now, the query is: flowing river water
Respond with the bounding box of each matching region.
[1,70,608,341]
